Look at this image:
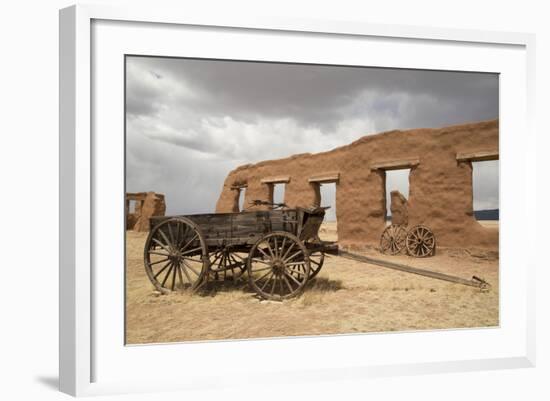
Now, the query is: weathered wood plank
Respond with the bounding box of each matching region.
[308,172,340,183]
[338,249,490,289]
[230,184,248,189]
[260,176,291,184]
[370,158,420,170]
[456,150,499,162]
[150,210,302,242]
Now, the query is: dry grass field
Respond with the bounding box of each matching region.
[126,221,499,344]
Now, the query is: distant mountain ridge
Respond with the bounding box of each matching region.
[385,209,499,221]
[474,209,499,220]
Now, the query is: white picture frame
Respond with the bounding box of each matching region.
[59,4,536,397]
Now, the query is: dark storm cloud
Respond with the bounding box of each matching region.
[127,57,498,133]
[126,56,499,215]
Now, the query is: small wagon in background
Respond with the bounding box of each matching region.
[144,201,337,301]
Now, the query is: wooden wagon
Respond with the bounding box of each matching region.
[144,203,338,300]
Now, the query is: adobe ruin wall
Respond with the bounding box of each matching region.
[126,191,166,232]
[215,120,499,250]
[390,190,409,226]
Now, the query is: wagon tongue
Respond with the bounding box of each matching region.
[471,275,491,290]
[311,241,339,255]
[338,249,491,290]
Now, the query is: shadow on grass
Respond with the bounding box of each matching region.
[305,277,343,292]
[197,277,250,297]
[196,276,343,299]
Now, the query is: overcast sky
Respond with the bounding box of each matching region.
[126,56,499,220]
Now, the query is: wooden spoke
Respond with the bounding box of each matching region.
[170,263,177,291]
[179,262,193,284]
[174,221,181,247]
[280,237,287,257]
[148,250,170,257]
[161,264,174,287]
[284,250,303,263]
[208,247,247,281]
[286,267,307,276]
[144,217,209,293]
[249,257,270,273]
[180,234,198,253]
[310,258,321,267]
[177,264,185,288]
[157,228,173,250]
[221,254,229,275]
[231,252,247,262]
[177,224,190,248]
[406,225,436,258]
[266,240,276,259]
[181,246,202,256]
[181,254,204,263]
[228,254,240,275]
[273,237,279,258]
[269,276,277,296]
[167,222,175,246]
[149,257,170,266]
[284,271,302,287]
[182,259,201,276]
[281,242,295,260]
[153,261,172,279]
[247,232,310,300]
[254,269,274,284]
[250,265,272,273]
[286,261,307,266]
[259,272,274,292]
[282,275,294,293]
[303,235,325,280]
[257,246,271,260]
[151,237,171,253]
[209,251,223,267]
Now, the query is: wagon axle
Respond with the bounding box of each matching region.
[270,259,286,275]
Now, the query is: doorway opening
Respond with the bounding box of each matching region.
[472,160,499,224]
[319,183,337,221]
[128,199,138,213]
[238,187,247,211]
[384,168,410,225]
[271,183,286,206]
[318,182,337,241]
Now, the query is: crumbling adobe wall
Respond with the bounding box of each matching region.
[215,120,499,250]
[126,192,166,232]
[390,190,408,226]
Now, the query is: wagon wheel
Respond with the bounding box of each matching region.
[144,217,209,293]
[209,246,247,281]
[406,225,436,257]
[380,224,408,255]
[247,231,311,301]
[306,235,325,280]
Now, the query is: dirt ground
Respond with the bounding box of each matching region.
[126,221,499,344]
